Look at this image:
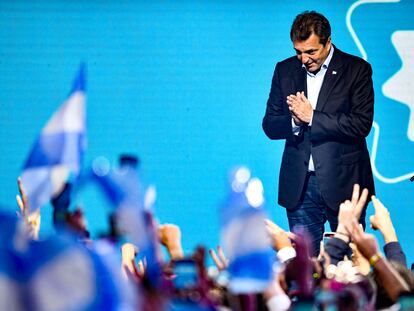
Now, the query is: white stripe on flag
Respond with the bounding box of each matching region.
[43,92,86,134]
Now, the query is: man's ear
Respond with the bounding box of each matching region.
[326,36,332,50]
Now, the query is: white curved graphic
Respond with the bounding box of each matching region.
[383,31,414,142]
[370,122,413,183]
[345,0,401,62]
[346,0,414,183]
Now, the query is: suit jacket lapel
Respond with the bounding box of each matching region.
[290,63,307,97]
[289,63,308,139]
[315,47,344,111]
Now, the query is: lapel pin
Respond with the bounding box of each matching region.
[332,71,337,75]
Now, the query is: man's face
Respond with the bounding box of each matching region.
[293,33,331,73]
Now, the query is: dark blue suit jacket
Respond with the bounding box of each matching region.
[263,46,375,211]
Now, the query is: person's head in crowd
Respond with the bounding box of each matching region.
[317,276,376,311]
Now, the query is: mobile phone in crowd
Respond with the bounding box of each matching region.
[323,232,335,246]
[172,258,199,290]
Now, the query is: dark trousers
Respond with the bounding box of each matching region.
[286,173,340,257]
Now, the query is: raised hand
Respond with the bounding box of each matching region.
[336,184,368,237]
[121,243,139,278]
[345,217,409,302]
[264,219,292,251]
[16,177,29,218]
[16,177,41,240]
[369,196,397,244]
[349,183,369,220]
[208,245,228,271]
[344,219,379,260]
[158,223,183,260]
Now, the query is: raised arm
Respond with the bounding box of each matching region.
[345,220,410,302]
[158,223,184,261]
[370,195,406,266]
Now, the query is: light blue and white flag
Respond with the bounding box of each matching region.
[0,211,26,311]
[220,167,274,294]
[0,209,135,311]
[21,64,86,212]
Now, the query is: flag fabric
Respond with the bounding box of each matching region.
[0,210,135,311]
[220,167,274,294]
[21,64,86,212]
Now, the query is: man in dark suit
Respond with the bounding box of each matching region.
[262,11,375,255]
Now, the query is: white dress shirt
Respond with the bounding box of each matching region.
[292,46,334,171]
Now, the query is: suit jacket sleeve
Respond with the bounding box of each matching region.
[311,62,374,143]
[262,63,296,141]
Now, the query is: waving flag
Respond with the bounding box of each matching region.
[21,64,86,211]
[220,167,274,294]
[0,209,135,311]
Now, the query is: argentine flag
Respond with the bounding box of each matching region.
[0,210,135,311]
[21,64,86,212]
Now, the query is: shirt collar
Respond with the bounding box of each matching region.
[323,45,334,69]
[303,45,334,76]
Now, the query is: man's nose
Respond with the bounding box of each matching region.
[301,55,309,65]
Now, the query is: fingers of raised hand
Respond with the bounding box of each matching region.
[158,224,180,241]
[355,188,368,217]
[338,200,354,219]
[351,184,360,206]
[371,196,388,214]
[369,215,378,230]
[16,195,25,215]
[345,219,363,240]
[208,249,220,267]
[209,246,228,271]
[217,246,228,264]
[265,219,283,234]
[122,243,137,261]
[17,177,29,207]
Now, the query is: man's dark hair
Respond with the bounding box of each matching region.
[290,11,331,46]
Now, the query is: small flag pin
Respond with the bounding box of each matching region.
[332,71,337,75]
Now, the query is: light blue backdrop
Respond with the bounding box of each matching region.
[1,0,413,263]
